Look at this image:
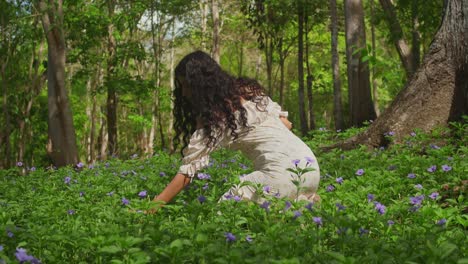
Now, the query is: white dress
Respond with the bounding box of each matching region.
[177,96,320,202]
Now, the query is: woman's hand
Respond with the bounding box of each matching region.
[280,116,292,130]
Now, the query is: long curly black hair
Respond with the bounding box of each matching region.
[173,51,265,156]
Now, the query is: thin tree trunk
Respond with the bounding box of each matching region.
[344,0,376,127]
[106,0,118,158]
[39,0,79,167]
[200,0,208,51]
[168,20,176,154]
[265,39,274,96]
[379,0,415,77]
[411,0,421,70]
[211,0,220,63]
[330,0,344,131]
[324,0,468,150]
[370,0,380,116]
[305,10,315,130]
[99,113,108,160]
[297,1,308,135]
[278,38,285,106]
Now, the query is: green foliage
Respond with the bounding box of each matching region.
[1,126,466,263]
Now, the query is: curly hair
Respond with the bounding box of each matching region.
[173,51,266,156]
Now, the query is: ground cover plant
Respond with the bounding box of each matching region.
[0,123,467,263]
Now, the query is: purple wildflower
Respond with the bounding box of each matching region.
[198,195,206,203]
[414,184,423,190]
[284,201,292,211]
[224,232,236,242]
[388,165,397,171]
[355,169,364,176]
[427,165,437,173]
[245,235,253,243]
[407,173,416,179]
[138,190,147,198]
[202,183,209,190]
[17,162,23,167]
[64,176,71,185]
[374,202,386,215]
[234,196,241,202]
[409,195,425,206]
[387,220,395,226]
[305,202,314,211]
[7,231,13,238]
[260,201,271,212]
[0,245,3,251]
[107,191,115,196]
[386,131,395,136]
[429,192,439,200]
[305,157,315,165]
[15,248,40,263]
[441,165,452,172]
[336,203,346,211]
[197,173,211,180]
[30,167,36,172]
[263,185,271,193]
[68,210,75,215]
[224,193,233,200]
[336,177,344,184]
[436,219,447,226]
[430,144,440,150]
[76,162,84,168]
[359,228,369,236]
[293,211,302,219]
[159,172,166,177]
[410,132,417,137]
[239,163,248,169]
[312,217,323,226]
[79,192,85,197]
[367,194,375,202]
[326,185,335,192]
[447,157,454,161]
[121,198,130,205]
[292,159,301,166]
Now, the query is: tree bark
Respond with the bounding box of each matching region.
[411,0,421,70]
[200,0,209,51]
[330,0,345,131]
[304,11,315,130]
[370,0,380,116]
[39,0,79,167]
[211,0,221,63]
[324,0,468,151]
[297,1,308,135]
[379,0,415,77]
[344,0,376,127]
[106,0,118,158]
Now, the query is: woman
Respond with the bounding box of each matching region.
[152,51,320,207]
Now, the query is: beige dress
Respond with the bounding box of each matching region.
[177,96,320,202]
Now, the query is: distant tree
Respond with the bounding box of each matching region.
[329,0,344,131]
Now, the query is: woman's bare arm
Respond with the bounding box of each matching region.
[280,116,292,130]
[149,173,191,212]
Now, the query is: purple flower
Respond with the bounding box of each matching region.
[326,185,335,192]
[441,165,452,172]
[202,183,209,190]
[68,210,75,215]
[336,177,344,184]
[7,231,13,238]
[305,157,315,164]
[234,196,241,202]
[355,169,364,176]
[336,203,346,211]
[76,162,84,168]
[224,232,236,242]
[374,202,386,215]
[260,201,270,212]
[359,228,369,236]
[409,195,425,206]
[409,205,422,212]
[427,165,437,173]
[293,210,302,219]
[410,132,417,137]
[107,191,115,196]
[312,217,323,226]
[436,219,447,226]
[447,157,454,161]
[79,192,85,197]
[429,192,439,200]
[0,245,3,251]
[305,202,314,211]
[386,131,395,136]
[263,185,271,193]
[64,176,71,185]
[138,190,147,198]
[159,172,166,177]
[367,194,375,202]
[197,173,211,180]
[17,162,23,167]
[430,144,440,150]
[387,220,395,226]
[245,235,253,243]
[284,201,292,211]
[15,248,40,264]
[292,159,301,166]
[388,165,397,171]
[414,184,423,190]
[239,163,248,169]
[121,198,130,205]
[407,173,416,179]
[224,193,233,200]
[198,195,206,203]
[30,167,36,172]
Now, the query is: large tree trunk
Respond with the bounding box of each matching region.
[330,0,345,131]
[39,0,79,167]
[344,0,376,127]
[324,0,468,150]
[297,1,308,135]
[411,0,421,70]
[379,0,415,77]
[106,0,118,158]
[211,0,220,63]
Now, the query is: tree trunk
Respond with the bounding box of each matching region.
[297,1,308,135]
[324,0,468,150]
[39,0,79,167]
[370,0,380,116]
[211,0,220,63]
[278,38,285,106]
[106,0,118,158]
[304,11,315,130]
[344,0,376,127]
[168,21,176,154]
[330,0,345,131]
[411,0,421,70]
[379,0,415,77]
[200,0,208,50]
